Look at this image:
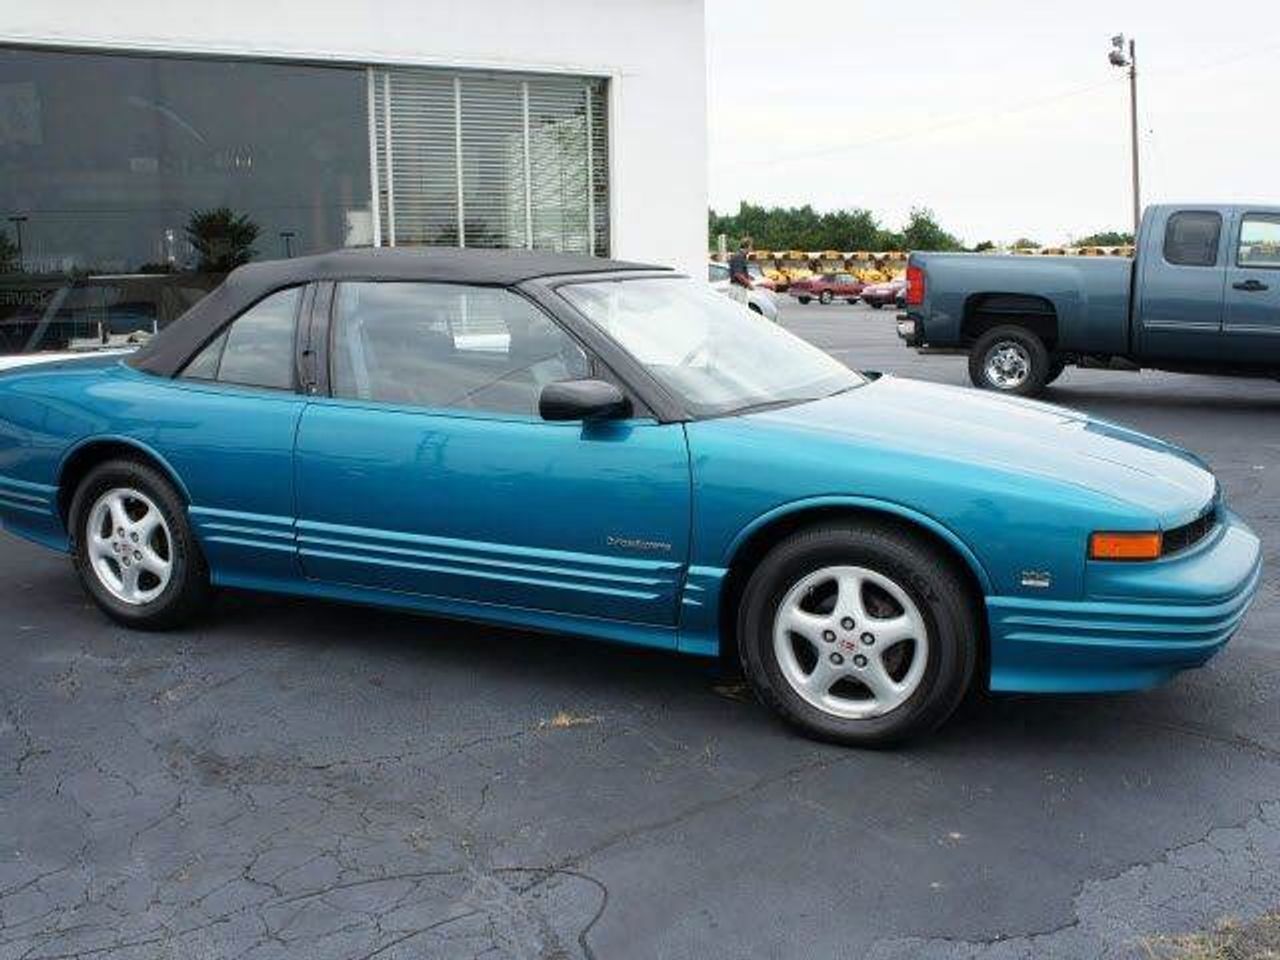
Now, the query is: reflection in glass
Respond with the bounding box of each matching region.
[0,47,371,354]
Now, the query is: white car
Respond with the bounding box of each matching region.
[708,262,780,322]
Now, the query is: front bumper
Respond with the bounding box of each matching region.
[986,509,1262,693]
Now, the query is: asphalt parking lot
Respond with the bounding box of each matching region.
[2,299,1279,960]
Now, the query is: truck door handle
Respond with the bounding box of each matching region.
[1233,279,1269,292]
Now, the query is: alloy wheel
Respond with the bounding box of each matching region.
[85,487,173,605]
[984,341,1032,389]
[772,565,929,720]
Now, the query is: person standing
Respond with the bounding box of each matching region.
[727,239,753,305]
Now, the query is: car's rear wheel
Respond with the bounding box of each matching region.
[968,325,1051,396]
[819,291,833,305]
[868,301,883,310]
[69,458,210,629]
[798,296,811,305]
[846,298,858,304]
[738,523,978,746]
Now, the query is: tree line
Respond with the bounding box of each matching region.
[708,203,1133,253]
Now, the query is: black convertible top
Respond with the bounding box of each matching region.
[128,247,667,377]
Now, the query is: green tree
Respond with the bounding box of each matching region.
[971,240,996,253]
[900,207,963,252]
[186,207,260,272]
[1011,237,1040,250]
[1075,230,1134,247]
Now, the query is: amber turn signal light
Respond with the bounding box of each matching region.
[1089,531,1163,561]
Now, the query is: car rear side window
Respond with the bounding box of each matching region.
[180,287,300,390]
[1163,211,1222,267]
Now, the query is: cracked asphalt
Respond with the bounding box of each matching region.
[2,299,1279,959]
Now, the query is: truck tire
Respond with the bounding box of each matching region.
[1045,358,1067,385]
[969,326,1051,396]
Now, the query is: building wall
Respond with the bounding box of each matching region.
[0,0,708,276]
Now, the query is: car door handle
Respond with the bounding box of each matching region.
[1233,279,1269,292]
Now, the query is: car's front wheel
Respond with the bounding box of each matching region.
[968,325,1051,396]
[797,296,811,305]
[738,523,978,746]
[867,301,883,310]
[69,458,210,629]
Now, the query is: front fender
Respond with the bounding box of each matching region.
[724,494,995,594]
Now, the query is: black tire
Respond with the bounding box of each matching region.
[68,457,210,630]
[737,522,978,747]
[797,296,811,305]
[846,298,858,305]
[748,303,763,315]
[968,325,1051,396]
[1045,358,1067,385]
[868,301,883,310]
[819,290,833,305]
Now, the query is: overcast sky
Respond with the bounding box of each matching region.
[706,0,1280,246]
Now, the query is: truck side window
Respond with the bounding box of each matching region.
[1237,215,1280,269]
[1163,212,1222,267]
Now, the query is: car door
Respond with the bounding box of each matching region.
[1134,208,1229,363]
[293,280,691,626]
[163,284,310,582]
[1221,210,1280,364]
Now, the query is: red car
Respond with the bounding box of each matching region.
[859,277,907,309]
[788,272,864,305]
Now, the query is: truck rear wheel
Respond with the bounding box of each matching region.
[969,326,1050,396]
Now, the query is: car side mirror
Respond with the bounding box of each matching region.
[539,379,631,422]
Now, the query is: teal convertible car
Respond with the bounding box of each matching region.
[0,250,1262,745]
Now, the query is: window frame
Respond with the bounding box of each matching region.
[1235,212,1280,271]
[178,284,307,393]
[1161,210,1224,269]
[320,279,637,420]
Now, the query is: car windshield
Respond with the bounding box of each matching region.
[559,276,864,418]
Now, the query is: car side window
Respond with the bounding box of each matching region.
[1237,215,1280,269]
[180,287,300,389]
[708,264,729,282]
[331,282,590,416]
[1163,211,1222,267]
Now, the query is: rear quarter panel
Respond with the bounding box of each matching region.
[911,252,1133,354]
[0,362,303,578]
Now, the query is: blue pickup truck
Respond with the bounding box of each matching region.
[896,204,1280,395]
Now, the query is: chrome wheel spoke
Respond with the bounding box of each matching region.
[868,614,916,647]
[802,657,840,696]
[779,607,831,647]
[834,571,870,624]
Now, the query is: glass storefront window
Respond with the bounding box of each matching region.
[0,47,372,355]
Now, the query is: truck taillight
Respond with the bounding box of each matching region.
[906,265,925,306]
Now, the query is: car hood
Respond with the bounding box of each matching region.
[746,375,1216,526]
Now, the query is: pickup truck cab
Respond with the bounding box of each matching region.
[897,204,1280,395]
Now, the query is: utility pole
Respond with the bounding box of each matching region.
[1109,35,1140,235]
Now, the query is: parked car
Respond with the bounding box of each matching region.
[746,263,777,292]
[860,277,907,310]
[0,249,1260,746]
[897,204,1280,395]
[708,261,779,321]
[789,272,865,305]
